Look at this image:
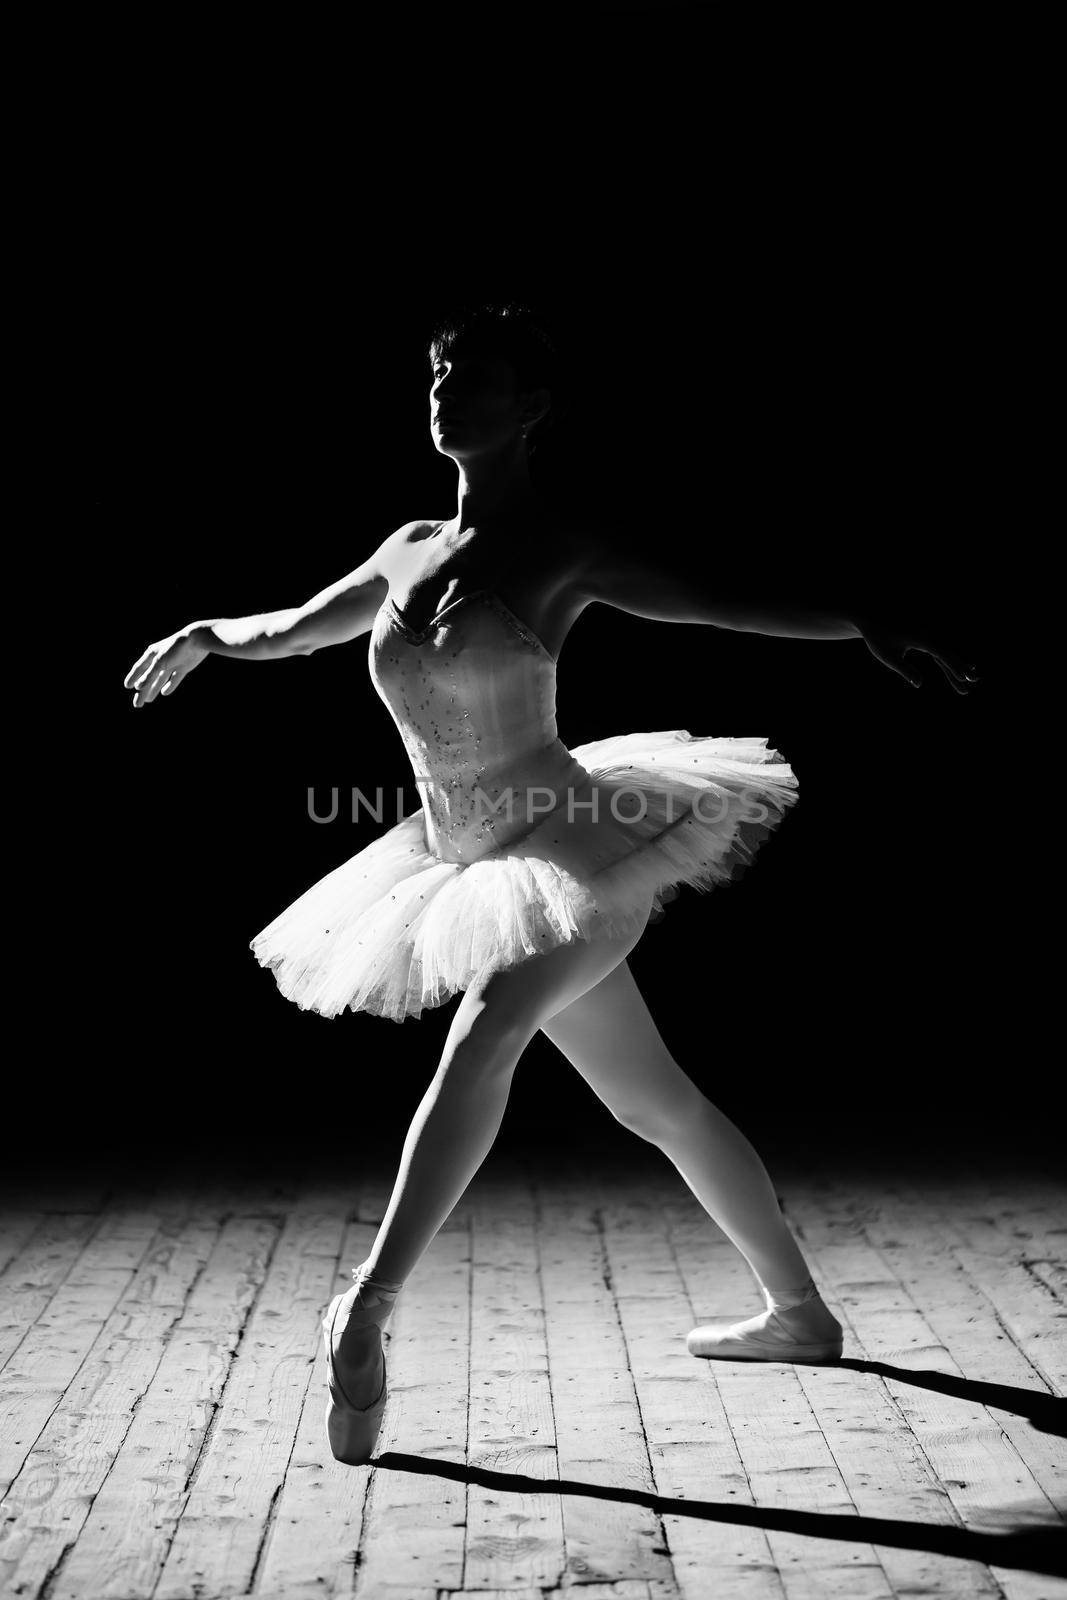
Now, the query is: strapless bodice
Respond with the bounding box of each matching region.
[369,590,590,865]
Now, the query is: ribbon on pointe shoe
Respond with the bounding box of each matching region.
[351,1261,404,1298]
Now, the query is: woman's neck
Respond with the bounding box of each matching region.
[453,448,537,530]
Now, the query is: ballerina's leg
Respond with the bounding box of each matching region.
[539,956,821,1310]
[358,907,652,1292]
[331,912,653,1413]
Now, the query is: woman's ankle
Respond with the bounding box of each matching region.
[760,1275,819,1313]
[353,1260,405,1295]
[774,1294,841,1330]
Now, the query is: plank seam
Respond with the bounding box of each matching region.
[36,1536,76,1600]
[593,1203,679,1591]
[247,1480,284,1595]
[532,1176,565,1574]
[458,1209,474,1592]
[250,1199,362,1595]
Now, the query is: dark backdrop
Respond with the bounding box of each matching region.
[42,27,1030,1177]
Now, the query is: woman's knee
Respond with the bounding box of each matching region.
[442,993,533,1080]
[610,1074,710,1147]
[610,1102,672,1145]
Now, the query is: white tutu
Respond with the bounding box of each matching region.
[250,728,797,1022]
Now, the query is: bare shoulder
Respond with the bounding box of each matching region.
[390,519,440,549]
[399,519,441,542]
[373,520,440,576]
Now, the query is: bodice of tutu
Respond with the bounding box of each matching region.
[369,590,590,866]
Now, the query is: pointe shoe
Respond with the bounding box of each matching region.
[687,1291,843,1364]
[322,1264,402,1465]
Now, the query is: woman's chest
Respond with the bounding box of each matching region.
[382,525,578,657]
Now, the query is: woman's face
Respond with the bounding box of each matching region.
[429,342,527,461]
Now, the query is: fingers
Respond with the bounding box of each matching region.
[942,649,974,683]
[932,655,971,695]
[132,669,156,707]
[916,642,980,696]
[128,648,164,704]
[134,657,172,706]
[865,630,980,695]
[124,648,156,691]
[147,661,173,703]
[921,640,967,686]
[130,655,159,706]
[954,648,980,682]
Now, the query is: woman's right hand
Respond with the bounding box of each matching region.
[854,616,979,695]
[124,626,210,707]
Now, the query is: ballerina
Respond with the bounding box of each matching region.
[124,303,979,1467]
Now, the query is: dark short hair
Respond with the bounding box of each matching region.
[427,303,566,444]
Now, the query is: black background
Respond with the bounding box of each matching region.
[43,14,1033,1174]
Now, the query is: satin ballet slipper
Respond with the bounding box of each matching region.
[687,1290,843,1363]
[322,1264,403,1465]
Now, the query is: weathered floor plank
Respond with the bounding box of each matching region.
[789,1189,1063,1600]
[0,1213,45,1277]
[670,1202,1005,1600]
[462,1174,567,1593]
[338,1224,471,1598]
[0,1207,166,1498]
[0,1214,101,1373]
[597,1187,787,1600]
[538,1190,679,1593]
[47,1213,280,1600]
[0,1210,221,1598]
[151,1202,346,1600]
[824,1179,1066,1519]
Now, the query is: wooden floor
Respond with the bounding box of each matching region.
[0,1142,1064,1600]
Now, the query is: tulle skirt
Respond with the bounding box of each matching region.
[250,730,798,1021]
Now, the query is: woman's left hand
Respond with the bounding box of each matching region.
[855,618,980,694]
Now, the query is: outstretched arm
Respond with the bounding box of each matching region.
[124,525,408,707]
[576,543,979,694]
[193,549,390,660]
[577,540,859,639]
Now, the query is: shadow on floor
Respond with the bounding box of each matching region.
[839,1359,1067,1438]
[373,1453,1067,1578]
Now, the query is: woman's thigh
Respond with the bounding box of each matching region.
[539,956,704,1135]
[445,907,652,1063]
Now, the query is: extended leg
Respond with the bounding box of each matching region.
[541,956,815,1299]
[540,957,843,1358]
